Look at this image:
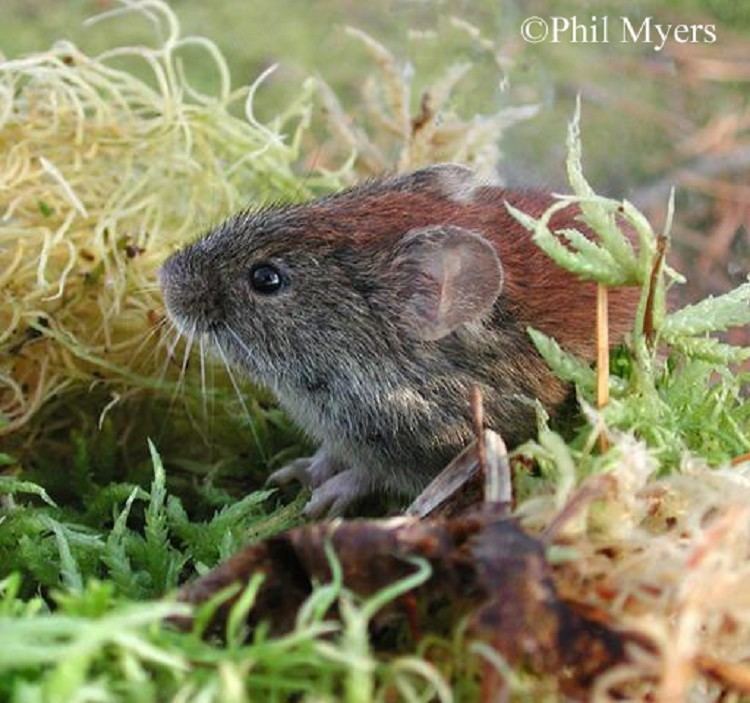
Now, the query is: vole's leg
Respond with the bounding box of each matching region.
[266,446,343,489]
[303,467,371,519]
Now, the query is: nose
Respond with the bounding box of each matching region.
[157,252,176,290]
[158,250,188,310]
[159,247,227,334]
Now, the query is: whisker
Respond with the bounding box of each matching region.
[130,317,168,370]
[214,327,267,463]
[174,344,211,448]
[224,325,255,362]
[165,319,183,361]
[150,320,182,396]
[180,391,210,447]
[158,321,196,443]
[171,321,196,408]
[208,334,217,459]
[199,333,208,422]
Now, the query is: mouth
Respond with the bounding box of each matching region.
[159,276,225,341]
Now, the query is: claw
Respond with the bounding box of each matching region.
[302,468,371,519]
[266,457,314,487]
[266,447,343,490]
[267,449,371,518]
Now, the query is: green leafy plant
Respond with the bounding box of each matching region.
[0,473,449,703]
[509,99,750,470]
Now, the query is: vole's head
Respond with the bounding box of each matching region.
[159,165,504,387]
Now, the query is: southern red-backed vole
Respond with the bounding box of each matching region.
[160,164,638,517]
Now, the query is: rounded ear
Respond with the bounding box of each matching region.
[398,163,481,202]
[394,226,504,341]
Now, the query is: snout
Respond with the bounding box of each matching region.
[159,247,228,335]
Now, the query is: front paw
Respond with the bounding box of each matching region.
[266,447,343,489]
[303,468,371,519]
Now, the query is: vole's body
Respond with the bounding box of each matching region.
[160,165,638,516]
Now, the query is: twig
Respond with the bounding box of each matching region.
[404,428,512,517]
[596,283,609,452]
[643,234,669,346]
[404,442,479,518]
[484,430,512,506]
[471,385,487,480]
[471,386,511,505]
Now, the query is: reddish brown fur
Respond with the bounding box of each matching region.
[306,187,640,358]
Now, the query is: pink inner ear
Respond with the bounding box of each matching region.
[400,226,504,341]
[432,245,469,327]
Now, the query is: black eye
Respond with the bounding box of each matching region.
[249,263,284,295]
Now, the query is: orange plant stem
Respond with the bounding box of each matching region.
[597,283,609,452]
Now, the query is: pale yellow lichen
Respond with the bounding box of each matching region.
[0,1,310,435]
